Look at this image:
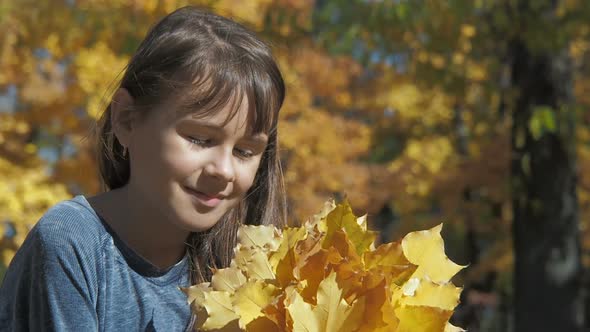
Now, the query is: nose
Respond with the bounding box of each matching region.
[204,147,236,182]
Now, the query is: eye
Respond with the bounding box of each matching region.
[186,136,211,146]
[234,147,255,160]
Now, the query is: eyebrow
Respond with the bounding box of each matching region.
[181,119,268,143]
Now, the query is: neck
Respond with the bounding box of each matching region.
[88,185,190,269]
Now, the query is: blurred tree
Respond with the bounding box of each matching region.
[0,0,386,272]
[505,1,583,330]
[312,0,590,330]
[4,1,590,329]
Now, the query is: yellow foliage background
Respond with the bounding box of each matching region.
[2,1,590,329]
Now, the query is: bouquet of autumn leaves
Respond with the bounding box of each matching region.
[183,200,465,332]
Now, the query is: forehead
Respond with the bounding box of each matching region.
[171,84,271,135]
[154,69,275,135]
[190,96,249,128]
[166,93,255,135]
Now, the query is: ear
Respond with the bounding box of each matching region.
[110,88,136,149]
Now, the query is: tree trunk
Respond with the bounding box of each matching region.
[510,35,583,331]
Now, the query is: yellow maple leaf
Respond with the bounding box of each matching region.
[232,280,278,329]
[211,267,247,294]
[201,291,240,330]
[399,279,462,310]
[286,272,360,332]
[180,282,210,329]
[184,201,464,332]
[394,305,453,332]
[314,272,358,332]
[323,201,376,257]
[356,214,368,232]
[237,225,280,251]
[232,246,275,280]
[292,236,343,301]
[286,289,318,332]
[401,224,465,283]
[269,226,308,287]
[364,241,417,285]
[444,322,467,332]
[261,287,290,329]
[356,281,399,332]
[295,246,335,301]
[309,198,337,230]
[324,230,364,301]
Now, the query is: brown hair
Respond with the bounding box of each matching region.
[94,6,287,283]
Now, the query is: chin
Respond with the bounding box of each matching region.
[179,211,224,233]
[189,223,218,233]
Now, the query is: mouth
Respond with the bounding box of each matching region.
[183,186,224,208]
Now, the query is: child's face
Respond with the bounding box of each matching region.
[126,97,268,233]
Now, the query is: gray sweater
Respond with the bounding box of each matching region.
[0,195,192,331]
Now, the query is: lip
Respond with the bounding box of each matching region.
[183,186,224,208]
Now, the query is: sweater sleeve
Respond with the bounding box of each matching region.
[0,211,101,331]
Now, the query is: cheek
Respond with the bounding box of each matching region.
[160,137,200,175]
[236,161,263,193]
[162,151,195,176]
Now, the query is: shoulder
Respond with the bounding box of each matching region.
[25,195,108,259]
[3,195,107,292]
[35,195,105,243]
[2,195,107,292]
[0,198,104,330]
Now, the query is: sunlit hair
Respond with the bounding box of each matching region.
[94,6,287,283]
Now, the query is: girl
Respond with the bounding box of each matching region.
[0,6,286,331]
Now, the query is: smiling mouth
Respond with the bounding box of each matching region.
[183,186,223,208]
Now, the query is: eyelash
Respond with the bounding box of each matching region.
[186,136,255,160]
[187,136,211,146]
